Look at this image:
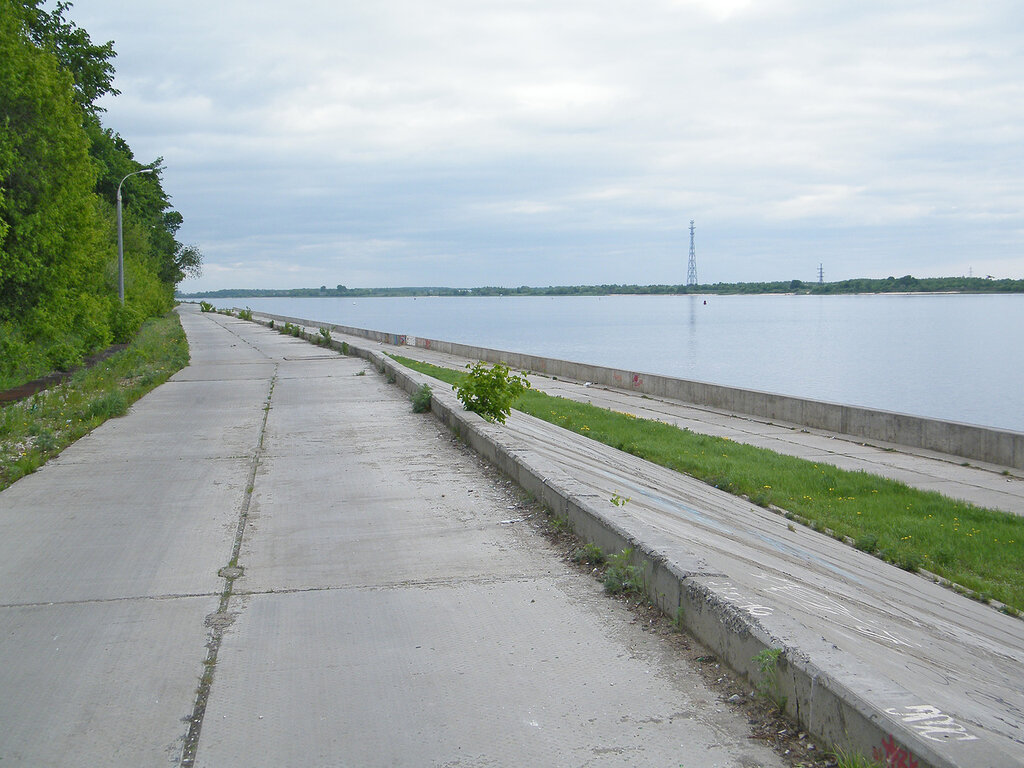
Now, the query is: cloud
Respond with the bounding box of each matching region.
[74,0,1024,289]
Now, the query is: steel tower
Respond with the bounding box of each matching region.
[686,220,697,287]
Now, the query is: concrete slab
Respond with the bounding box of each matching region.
[0,596,217,767]
[198,578,783,768]
[0,456,245,603]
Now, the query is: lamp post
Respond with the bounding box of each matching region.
[116,168,155,304]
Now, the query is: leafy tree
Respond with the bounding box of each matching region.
[19,0,118,115]
[0,0,201,385]
[0,1,107,336]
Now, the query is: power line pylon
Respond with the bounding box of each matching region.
[686,220,697,287]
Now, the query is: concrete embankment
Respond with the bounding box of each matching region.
[259,310,1024,768]
[255,311,1024,471]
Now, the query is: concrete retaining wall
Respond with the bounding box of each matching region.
[254,311,1023,470]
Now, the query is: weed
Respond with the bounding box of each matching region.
[673,606,686,632]
[753,647,787,713]
[453,362,530,424]
[268,320,274,329]
[750,490,771,507]
[610,492,630,507]
[341,341,349,355]
[854,533,878,553]
[411,383,432,413]
[83,390,128,420]
[571,542,605,565]
[237,307,253,321]
[603,548,645,596]
[355,370,366,376]
[34,429,58,453]
[199,301,214,312]
[549,515,571,534]
[831,746,886,768]
[318,327,332,345]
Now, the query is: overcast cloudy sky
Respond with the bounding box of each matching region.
[74,0,1023,291]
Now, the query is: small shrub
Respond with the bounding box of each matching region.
[603,548,644,595]
[854,533,878,553]
[453,362,530,424]
[318,327,331,345]
[35,429,58,452]
[571,542,605,566]
[83,390,128,420]
[753,647,787,713]
[548,515,571,534]
[411,383,432,413]
[238,307,253,321]
[341,341,349,355]
[199,301,214,312]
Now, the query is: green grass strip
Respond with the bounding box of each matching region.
[0,312,190,491]
[391,354,1024,614]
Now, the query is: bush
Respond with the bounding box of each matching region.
[603,548,645,595]
[110,302,143,343]
[453,362,530,424]
[199,301,214,312]
[411,383,432,413]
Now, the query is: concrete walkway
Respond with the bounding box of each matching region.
[262,310,1024,768]
[0,306,788,767]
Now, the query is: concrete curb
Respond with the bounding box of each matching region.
[252,313,1015,768]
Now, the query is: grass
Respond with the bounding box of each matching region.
[0,312,189,492]
[389,353,1024,614]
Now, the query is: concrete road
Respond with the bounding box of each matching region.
[0,305,786,767]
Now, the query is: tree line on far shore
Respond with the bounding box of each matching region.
[181,275,1024,300]
[1,0,201,387]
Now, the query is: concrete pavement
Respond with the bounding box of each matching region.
[0,305,788,767]
[258,311,1024,768]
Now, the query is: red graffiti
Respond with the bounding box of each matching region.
[632,374,642,387]
[872,734,919,768]
[424,339,431,349]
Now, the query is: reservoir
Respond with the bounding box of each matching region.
[205,293,1024,432]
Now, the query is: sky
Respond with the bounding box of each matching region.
[73,0,1024,291]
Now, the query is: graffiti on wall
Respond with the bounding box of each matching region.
[752,573,919,648]
[884,704,978,743]
[704,579,774,617]
[872,734,920,768]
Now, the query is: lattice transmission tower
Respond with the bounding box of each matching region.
[686,220,698,287]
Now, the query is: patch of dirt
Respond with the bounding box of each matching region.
[0,343,129,406]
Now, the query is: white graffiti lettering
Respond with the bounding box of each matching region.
[705,580,775,618]
[884,705,979,743]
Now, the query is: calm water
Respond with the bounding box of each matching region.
[210,294,1024,432]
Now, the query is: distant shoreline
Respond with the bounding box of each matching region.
[180,276,1024,299]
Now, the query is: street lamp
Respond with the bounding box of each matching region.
[116,168,155,304]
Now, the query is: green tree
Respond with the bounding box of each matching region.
[1,1,108,349]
